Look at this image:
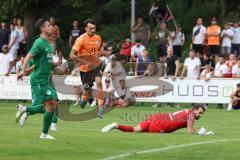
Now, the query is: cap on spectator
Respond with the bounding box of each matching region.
[237,83,240,87]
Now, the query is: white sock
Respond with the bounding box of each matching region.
[227,103,232,110]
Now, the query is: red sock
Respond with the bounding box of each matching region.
[117,125,134,132]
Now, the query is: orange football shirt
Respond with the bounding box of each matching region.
[207,25,221,45]
[73,33,101,72]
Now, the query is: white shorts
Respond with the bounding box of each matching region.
[9,47,18,59]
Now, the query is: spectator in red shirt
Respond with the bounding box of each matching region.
[225,53,237,77]
[120,38,132,59]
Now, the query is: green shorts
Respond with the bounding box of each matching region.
[31,83,58,106]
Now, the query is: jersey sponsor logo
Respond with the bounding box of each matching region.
[47,90,52,95]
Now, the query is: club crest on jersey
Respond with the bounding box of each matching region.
[96,40,101,46]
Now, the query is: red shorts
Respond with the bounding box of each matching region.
[139,114,169,133]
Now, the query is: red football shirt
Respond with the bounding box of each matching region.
[145,109,194,133]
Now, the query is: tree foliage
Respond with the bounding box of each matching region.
[0,0,239,54]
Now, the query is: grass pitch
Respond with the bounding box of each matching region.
[0,102,240,160]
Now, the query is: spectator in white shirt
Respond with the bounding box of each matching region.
[53,49,69,74]
[129,39,145,75]
[232,58,240,78]
[103,56,126,88]
[8,23,19,60]
[171,24,185,58]
[16,56,24,75]
[103,56,126,78]
[200,65,212,81]
[192,18,207,56]
[231,22,240,56]
[114,79,132,107]
[181,49,201,79]
[221,23,234,54]
[103,78,115,107]
[0,45,14,76]
[214,55,228,77]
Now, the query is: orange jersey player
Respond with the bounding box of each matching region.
[102,104,209,134]
[70,19,109,118]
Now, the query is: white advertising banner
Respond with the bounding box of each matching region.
[0,75,238,104]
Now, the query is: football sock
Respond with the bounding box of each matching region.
[51,107,58,123]
[27,104,45,115]
[117,125,134,132]
[43,111,53,134]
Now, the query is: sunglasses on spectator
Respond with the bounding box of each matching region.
[3,47,8,50]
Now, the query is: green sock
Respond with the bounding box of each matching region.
[43,111,53,134]
[27,104,45,115]
[51,107,58,123]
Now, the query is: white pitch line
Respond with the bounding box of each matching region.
[100,138,240,160]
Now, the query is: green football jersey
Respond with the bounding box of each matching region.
[29,37,54,86]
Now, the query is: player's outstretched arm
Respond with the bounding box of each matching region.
[22,53,33,76]
[187,115,197,134]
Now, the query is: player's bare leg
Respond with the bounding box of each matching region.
[96,77,105,118]
[101,123,142,132]
[80,89,92,108]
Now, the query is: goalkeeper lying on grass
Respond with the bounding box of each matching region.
[102,104,213,135]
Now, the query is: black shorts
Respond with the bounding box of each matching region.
[192,44,203,54]
[173,45,182,57]
[157,44,167,58]
[208,45,220,55]
[18,42,27,57]
[80,64,102,90]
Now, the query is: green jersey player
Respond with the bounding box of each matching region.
[15,18,59,139]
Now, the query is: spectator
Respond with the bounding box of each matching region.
[155,22,171,62]
[180,49,201,79]
[201,52,215,70]
[15,18,28,57]
[132,17,151,47]
[120,38,132,59]
[200,65,213,81]
[0,22,10,51]
[69,20,84,48]
[0,45,14,76]
[103,56,126,79]
[114,79,132,107]
[207,17,221,62]
[135,49,151,77]
[129,39,145,74]
[221,23,234,55]
[232,58,240,78]
[227,83,240,110]
[49,16,60,53]
[164,46,180,80]
[213,54,228,78]
[12,18,18,26]
[53,49,69,74]
[225,53,237,77]
[99,45,114,67]
[103,78,115,107]
[192,18,207,56]
[171,24,185,58]
[231,22,240,56]
[8,23,19,60]
[143,60,159,77]
[16,56,25,75]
